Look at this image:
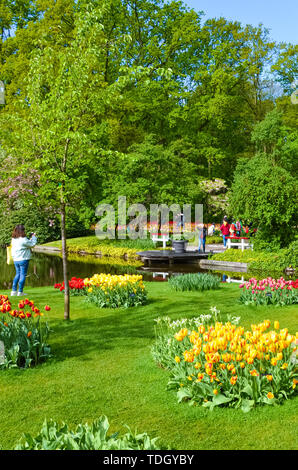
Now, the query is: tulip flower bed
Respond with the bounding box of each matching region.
[84,274,148,308]
[152,313,297,412]
[54,274,148,308]
[0,295,51,369]
[54,277,86,296]
[239,277,298,306]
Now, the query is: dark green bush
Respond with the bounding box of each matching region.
[0,206,60,246]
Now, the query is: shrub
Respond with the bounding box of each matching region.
[152,313,297,412]
[206,235,223,244]
[168,273,220,292]
[15,415,165,450]
[210,248,297,273]
[0,205,60,246]
[0,296,51,368]
[228,153,298,248]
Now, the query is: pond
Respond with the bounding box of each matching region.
[0,249,291,290]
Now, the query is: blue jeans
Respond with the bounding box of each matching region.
[12,260,30,293]
[198,238,206,252]
[223,235,228,247]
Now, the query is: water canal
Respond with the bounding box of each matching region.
[0,249,292,290]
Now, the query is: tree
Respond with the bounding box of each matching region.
[228,154,297,248]
[0,0,120,319]
[0,0,175,318]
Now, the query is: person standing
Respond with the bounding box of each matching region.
[220,218,230,247]
[229,220,237,237]
[235,220,242,237]
[208,222,215,237]
[198,223,207,253]
[11,225,37,296]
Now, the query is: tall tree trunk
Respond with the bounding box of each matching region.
[61,202,70,320]
[60,136,70,320]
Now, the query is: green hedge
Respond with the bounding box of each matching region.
[210,240,298,273]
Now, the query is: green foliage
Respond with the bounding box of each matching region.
[0,204,60,246]
[168,273,221,292]
[272,43,298,94]
[1,0,291,235]
[211,247,298,273]
[206,235,223,244]
[228,153,298,247]
[15,415,164,450]
[44,235,157,259]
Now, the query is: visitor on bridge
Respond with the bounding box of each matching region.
[220,217,230,247]
[208,222,215,236]
[198,223,207,253]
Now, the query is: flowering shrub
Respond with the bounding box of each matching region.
[0,295,51,369]
[84,274,147,308]
[152,311,297,412]
[239,277,298,306]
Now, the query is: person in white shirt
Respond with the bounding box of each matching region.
[11,224,37,296]
[208,222,215,236]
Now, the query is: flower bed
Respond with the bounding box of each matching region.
[239,277,298,306]
[54,277,86,296]
[55,274,148,308]
[152,312,297,412]
[84,274,147,308]
[0,295,51,369]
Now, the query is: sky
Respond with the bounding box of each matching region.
[182,0,297,44]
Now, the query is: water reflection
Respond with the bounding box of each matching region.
[0,249,293,290]
[0,249,144,289]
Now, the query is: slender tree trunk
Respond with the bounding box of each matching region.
[61,202,70,320]
[60,136,71,320]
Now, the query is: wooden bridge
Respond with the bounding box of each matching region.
[136,250,209,266]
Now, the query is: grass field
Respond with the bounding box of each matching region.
[0,282,297,450]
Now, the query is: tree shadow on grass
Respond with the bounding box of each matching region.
[48,296,192,363]
[45,286,234,364]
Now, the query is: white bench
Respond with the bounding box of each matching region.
[226,275,245,284]
[226,237,253,252]
[151,233,169,249]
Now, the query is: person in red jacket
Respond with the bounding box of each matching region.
[220,218,230,247]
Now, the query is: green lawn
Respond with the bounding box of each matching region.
[0,282,297,450]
